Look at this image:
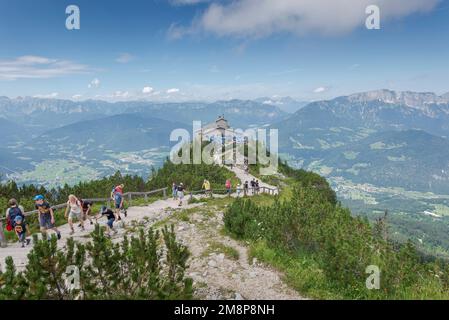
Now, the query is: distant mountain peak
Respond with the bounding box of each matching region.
[347,89,449,108]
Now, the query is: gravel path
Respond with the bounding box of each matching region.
[0,166,303,300]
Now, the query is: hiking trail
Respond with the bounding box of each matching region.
[0,166,303,300]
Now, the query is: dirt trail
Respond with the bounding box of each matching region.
[0,166,303,300]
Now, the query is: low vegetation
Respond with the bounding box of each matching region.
[224,165,449,299]
[0,225,192,300]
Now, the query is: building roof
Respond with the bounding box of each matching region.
[202,115,230,131]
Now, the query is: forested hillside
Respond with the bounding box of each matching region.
[2,154,449,299]
[226,163,449,299]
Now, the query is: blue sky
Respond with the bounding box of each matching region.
[0,0,448,101]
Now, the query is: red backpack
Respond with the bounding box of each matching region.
[6,217,13,231]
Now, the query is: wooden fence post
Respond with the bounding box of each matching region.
[0,220,7,248]
[163,188,167,200]
[144,194,148,202]
[128,193,132,207]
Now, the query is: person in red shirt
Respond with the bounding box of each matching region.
[225,179,232,197]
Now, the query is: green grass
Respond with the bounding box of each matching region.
[248,240,346,299]
[203,241,240,261]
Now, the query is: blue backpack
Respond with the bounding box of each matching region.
[9,207,24,223]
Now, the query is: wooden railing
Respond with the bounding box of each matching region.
[187,186,279,199]
[0,188,168,222]
[0,185,280,246]
[0,187,168,247]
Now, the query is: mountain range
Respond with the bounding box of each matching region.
[2,89,449,254]
[1,90,449,195]
[274,89,449,194]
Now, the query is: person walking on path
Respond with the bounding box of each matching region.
[95,206,118,237]
[79,198,94,227]
[5,199,31,247]
[236,183,242,197]
[34,195,61,241]
[202,179,211,197]
[255,180,260,195]
[250,179,256,195]
[177,183,185,207]
[172,182,178,200]
[225,179,232,197]
[244,181,249,197]
[111,184,127,220]
[65,195,85,235]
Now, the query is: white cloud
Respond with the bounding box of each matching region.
[116,53,135,64]
[33,92,59,99]
[142,86,154,94]
[167,88,180,94]
[313,86,329,93]
[113,91,129,98]
[170,0,210,5]
[72,94,83,100]
[171,0,440,38]
[88,78,101,89]
[0,55,90,80]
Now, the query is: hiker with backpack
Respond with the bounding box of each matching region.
[64,195,85,235]
[225,179,232,197]
[111,184,127,220]
[79,198,94,226]
[5,199,31,247]
[95,206,118,237]
[34,195,61,241]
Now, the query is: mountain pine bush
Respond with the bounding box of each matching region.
[224,166,449,299]
[0,225,192,300]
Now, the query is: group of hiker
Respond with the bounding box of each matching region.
[1,184,128,248]
[199,178,260,198]
[2,176,264,248]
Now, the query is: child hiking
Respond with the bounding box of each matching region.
[96,206,118,237]
[5,199,31,247]
[34,195,61,241]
